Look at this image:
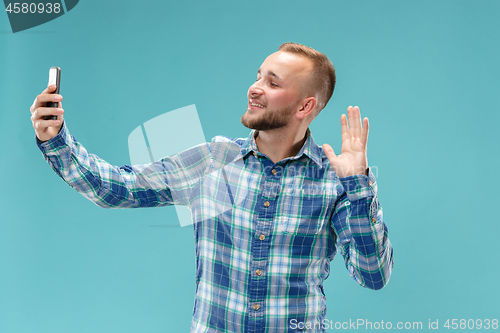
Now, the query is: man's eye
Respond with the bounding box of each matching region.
[270,82,278,87]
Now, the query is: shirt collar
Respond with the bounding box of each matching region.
[238,128,323,168]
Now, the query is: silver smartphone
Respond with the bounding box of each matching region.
[43,66,61,120]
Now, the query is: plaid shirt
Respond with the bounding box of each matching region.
[37,123,394,333]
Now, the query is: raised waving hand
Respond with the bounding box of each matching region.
[323,106,369,178]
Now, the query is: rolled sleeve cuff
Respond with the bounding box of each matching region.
[36,121,71,155]
[339,167,377,202]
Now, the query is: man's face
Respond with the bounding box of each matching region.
[241,51,313,131]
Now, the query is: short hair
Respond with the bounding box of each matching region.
[278,42,336,113]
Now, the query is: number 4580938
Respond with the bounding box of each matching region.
[443,319,498,330]
[5,3,61,14]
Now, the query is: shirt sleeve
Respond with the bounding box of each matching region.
[330,168,394,290]
[36,121,212,209]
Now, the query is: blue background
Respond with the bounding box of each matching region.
[1,0,499,332]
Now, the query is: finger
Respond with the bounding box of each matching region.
[340,113,348,144]
[43,84,57,94]
[346,106,355,138]
[32,107,64,119]
[34,118,61,132]
[31,85,57,113]
[349,106,361,138]
[37,93,62,103]
[361,117,369,147]
[31,93,62,114]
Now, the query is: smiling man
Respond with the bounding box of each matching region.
[31,42,394,333]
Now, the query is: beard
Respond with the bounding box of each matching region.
[240,105,294,131]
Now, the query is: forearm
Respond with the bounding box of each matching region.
[36,122,174,208]
[332,168,394,290]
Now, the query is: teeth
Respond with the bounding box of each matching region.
[251,103,265,108]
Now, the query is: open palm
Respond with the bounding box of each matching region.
[323,106,369,178]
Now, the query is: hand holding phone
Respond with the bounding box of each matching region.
[43,67,61,120]
[30,67,64,142]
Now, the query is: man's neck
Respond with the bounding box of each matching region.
[254,126,308,164]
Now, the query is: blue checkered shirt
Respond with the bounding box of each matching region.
[37,122,394,333]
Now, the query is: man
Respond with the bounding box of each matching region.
[31,42,394,332]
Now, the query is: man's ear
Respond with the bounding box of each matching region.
[296,97,317,120]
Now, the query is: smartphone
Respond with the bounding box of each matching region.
[43,66,61,120]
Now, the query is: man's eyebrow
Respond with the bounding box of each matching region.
[257,69,282,81]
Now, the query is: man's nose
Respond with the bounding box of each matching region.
[248,82,264,97]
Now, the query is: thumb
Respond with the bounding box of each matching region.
[322,143,337,162]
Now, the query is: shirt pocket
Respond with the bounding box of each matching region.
[278,184,328,235]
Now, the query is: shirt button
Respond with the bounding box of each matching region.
[369,180,373,187]
[253,151,258,157]
[264,201,270,207]
[253,304,260,311]
[271,169,277,175]
[256,269,262,276]
[372,217,377,223]
[259,235,265,241]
